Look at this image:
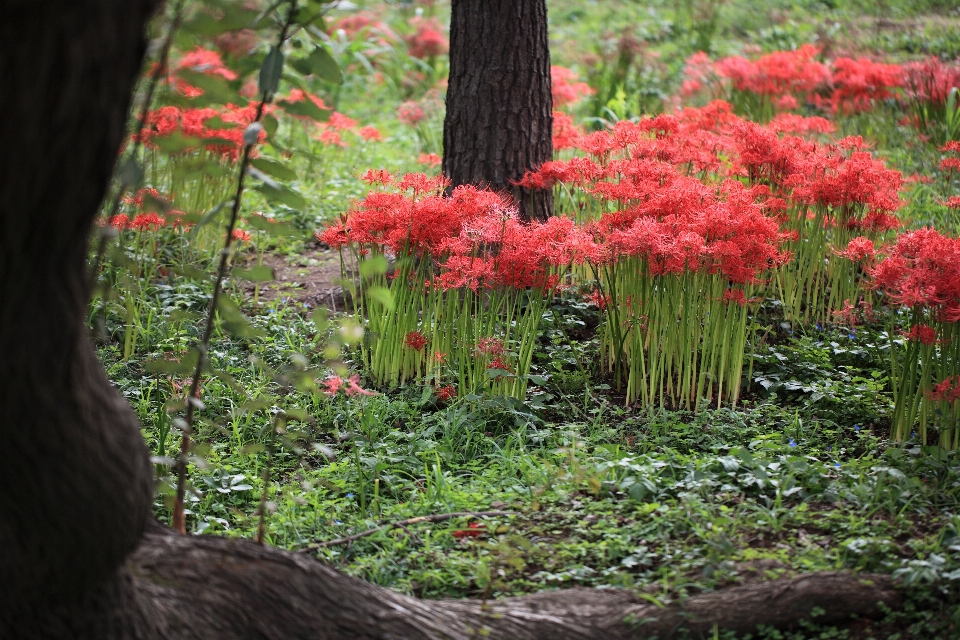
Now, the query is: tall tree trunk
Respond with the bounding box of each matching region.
[442,0,554,221]
[0,2,903,638]
[0,0,159,632]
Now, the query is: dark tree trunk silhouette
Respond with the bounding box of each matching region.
[0,1,901,638]
[442,0,554,221]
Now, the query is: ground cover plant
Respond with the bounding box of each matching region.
[83,0,960,636]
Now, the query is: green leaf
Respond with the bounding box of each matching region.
[217,297,266,339]
[175,70,241,105]
[169,265,211,281]
[243,213,302,237]
[259,46,284,97]
[365,286,394,310]
[145,350,199,374]
[254,182,307,210]
[232,265,275,282]
[250,157,297,181]
[262,114,280,138]
[276,97,330,122]
[183,7,260,36]
[152,132,201,155]
[358,255,389,277]
[306,45,342,84]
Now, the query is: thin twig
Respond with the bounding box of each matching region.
[172,0,300,534]
[303,511,515,550]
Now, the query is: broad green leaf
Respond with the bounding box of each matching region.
[276,97,330,122]
[254,182,307,210]
[152,132,201,155]
[145,350,199,374]
[175,70,241,105]
[243,213,303,237]
[183,7,260,36]
[365,286,394,310]
[250,157,297,180]
[358,254,388,277]
[231,265,276,282]
[262,114,280,138]
[217,297,266,339]
[306,45,342,84]
[169,265,211,281]
[259,46,284,96]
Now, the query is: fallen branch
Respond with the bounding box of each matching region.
[304,510,515,550]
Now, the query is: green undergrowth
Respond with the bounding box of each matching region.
[101,295,960,638]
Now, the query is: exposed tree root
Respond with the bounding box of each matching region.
[126,521,901,639]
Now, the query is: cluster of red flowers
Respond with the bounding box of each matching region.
[683,48,959,117]
[942,141,960,174]
[552,66,594,107]
[523,100,902,236]
[323,374,375,396]
[928,376,960,403]
[105,188,185,231]
[172,47,237,98]
[317,171,571,291]
[868,227,960,319]
[405,17,448,59]
[903,57,960,112]
[139,103,265,160]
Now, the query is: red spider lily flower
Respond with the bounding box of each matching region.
[328,112,358,132]
[318,128,348,147]
[345,374,375,396]
[359,169,393,186]
[767,113,835,135]
[404,331,428,351]
[551,66,594,107]
[451,522,486,539]
[552,110,585,150]
[397,101,426,126]
[323,376,343,395]
[108,214,130,230]
[405,17,448,59]
[868,228,960,313]
[315,221,349,249]
[417,152,441,167]
[901,324,939,345]
[173,47,237,97]
[722,288,747,306]
[946,196,960,209]
[714,44,829,102]
[825,57,903,114]
[232,229,252,243]
[435,385,457,401]
[488,357,512,373]
[903,58,960,115]
[358,126,382,142]
[585,289,609,310]
[476,337,505,356]
[130,212,165,231]
[836,237,877,262]
[927,376,960,403]
[433,351,446,364]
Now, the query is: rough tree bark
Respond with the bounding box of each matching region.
[0,1,901,638]
[442,0,554,221]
